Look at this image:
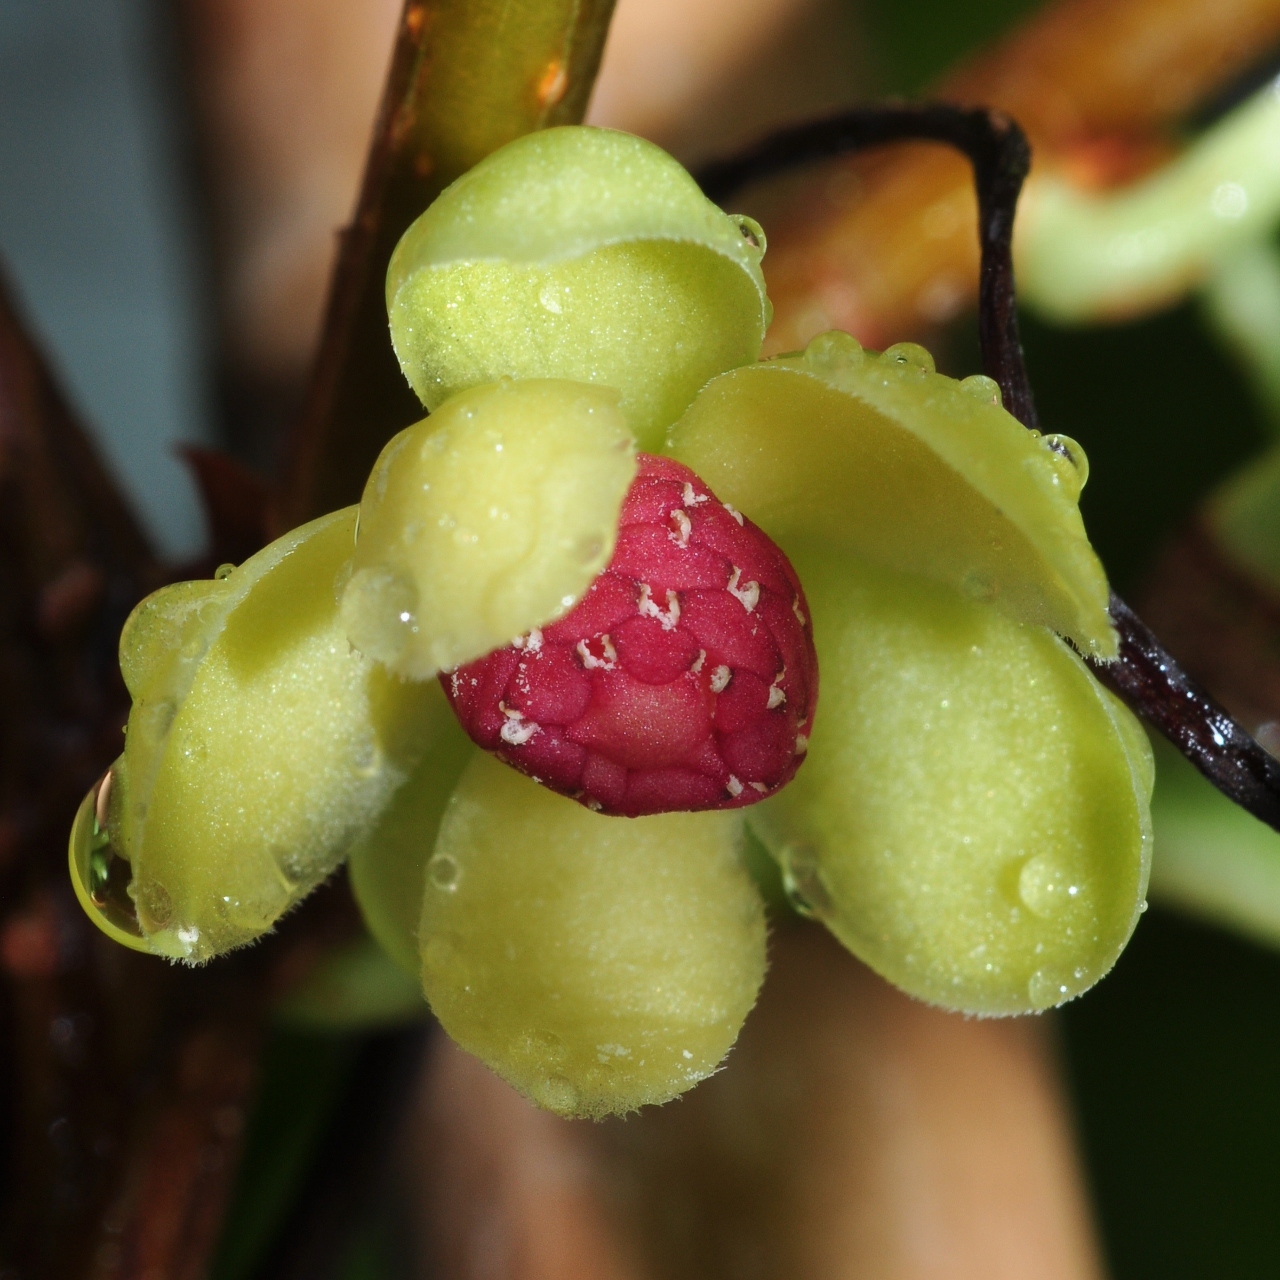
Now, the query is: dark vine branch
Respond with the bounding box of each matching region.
[700,103,1280,836]
[698,103,1039,429]
[1098,594,1280,829]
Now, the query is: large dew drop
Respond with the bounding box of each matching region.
[78,508,439,963]
[69,773,149,953]
[1017,854,1077,918]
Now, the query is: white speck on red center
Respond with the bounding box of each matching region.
[441,454,819,816]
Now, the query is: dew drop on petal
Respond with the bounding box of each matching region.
[731,214,766,256]
[342,566,420,665]
[882,342,935,374]
[532,1074,580,1115]
[1018,854,1072,918]
[69,778,145,945]
[958,373,1002,405]
[427,853,460,891]
[138,879,174,930]
[519,1028,568,1065]
[1027,968,1069,1010]
[1041,433,1089,499]
[779,843,832,919]
[803,330,864,372]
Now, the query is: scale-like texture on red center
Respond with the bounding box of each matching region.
[441,454,818,817]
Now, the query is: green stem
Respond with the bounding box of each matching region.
[1017,80,1280,323]
[1149,735,1280,951]
[1203,240,1280,436]
[283,0,617,525]
[1204,444,1280,591]
[1199,239,1280,591]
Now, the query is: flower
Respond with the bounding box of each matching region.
[70,126,1153,1118]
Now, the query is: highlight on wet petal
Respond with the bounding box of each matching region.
[420,751,767,1118]
[748,551,1153,1016]
[387,125,770,450]
[343,379,637,679]
[666,331,1116,658]
[73,509,436,962]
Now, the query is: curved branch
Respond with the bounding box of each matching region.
[1097,594,1280,829]
[698,103,1038,429]
[700,104,1280,836]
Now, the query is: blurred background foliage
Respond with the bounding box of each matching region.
[873,5,1280,1277]
[4,0,1280,1276]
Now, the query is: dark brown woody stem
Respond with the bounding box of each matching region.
[1096,594,1280,829]
[700,103,1280,835]
[698,103,1039,428]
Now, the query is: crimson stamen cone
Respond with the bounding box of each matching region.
[441,455,818,816]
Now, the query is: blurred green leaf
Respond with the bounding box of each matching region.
[210,1032,360,1280]
[860,0,1045,92]
[1148,735,1280,949]
[275,935,428,1032]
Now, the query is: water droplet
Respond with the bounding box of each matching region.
[960,568,996,601]
[95,767,114,828]
[532,1074,580,1116]
[214,563,236,581]
[518,1028,568,1065]
[1041,433,1089,499]
[427,853,460,891]
[731,214,766,255]
[1027,969,1068,1009]
[213,867,288,930]
[275,847,310,885]
[69,778,147,949]
[1138,898,1149,914]
[137,878,174,930]
[341,566,420,664]
[959,373,1002,405]
[780,843,832,919]
[882,342,935,375]
[538,282,563,314]
[803,330,863,373]
[145,698,177,740]
[1018,855,1073,917]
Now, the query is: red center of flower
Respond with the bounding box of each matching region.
[441,454,818,816]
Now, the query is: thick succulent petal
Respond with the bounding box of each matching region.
[666,332,1116,658]
[72,508,436,962]
[342,379,636,679]
[420,752,767,1118]
[387,126,770,450]
[347,680,475,976]
[748,550,1153,1016]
